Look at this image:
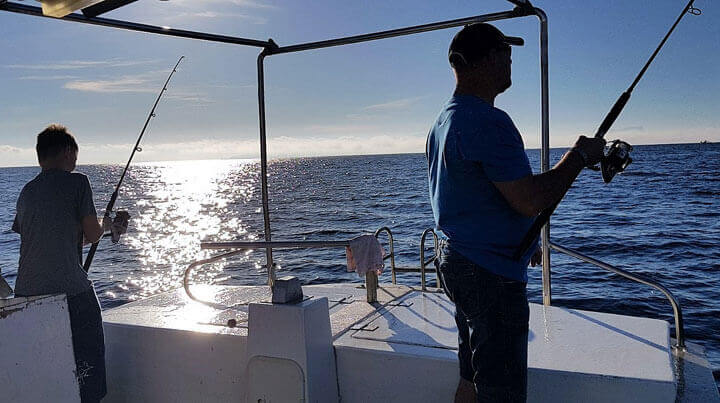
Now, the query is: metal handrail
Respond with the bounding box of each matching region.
[419,229,440,291]
[201,240,350,249]
[374,227,440,290]
[374,227,397,283]
[183,249,246,307]
[549,242,685,350]
[197,232,394,303]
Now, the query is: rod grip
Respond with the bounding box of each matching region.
[513,201,556,261]
[83,243,99,272]
[595,91,631,139]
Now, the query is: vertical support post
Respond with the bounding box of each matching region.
[536,9,552,306]
[365,271,378,303]
[373,227,396,284]
[257,51,275,287]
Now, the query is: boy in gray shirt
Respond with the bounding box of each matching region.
[13,124,107,402]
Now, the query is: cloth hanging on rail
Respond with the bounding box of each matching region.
[346,235,385,277]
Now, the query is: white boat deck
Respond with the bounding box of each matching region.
[102,283,719,402]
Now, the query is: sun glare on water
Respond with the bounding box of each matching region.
[105,159,261,302]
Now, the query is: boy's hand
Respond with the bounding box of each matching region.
[110,211,130,243]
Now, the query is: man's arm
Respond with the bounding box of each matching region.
[493,136,606,217]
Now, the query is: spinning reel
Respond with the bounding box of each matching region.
[600,140,633,183]
[588,139,633,183]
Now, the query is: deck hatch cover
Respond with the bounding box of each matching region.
[351,292,458,350]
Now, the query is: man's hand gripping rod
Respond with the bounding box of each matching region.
[513,0,699,261]
[83,56,185,273]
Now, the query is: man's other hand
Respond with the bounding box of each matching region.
[572,135,606,167]
[530,246,542,267]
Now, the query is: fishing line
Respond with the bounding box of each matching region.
[83,55,185,273]
[513,0,701,261]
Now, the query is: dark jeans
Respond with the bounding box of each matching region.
[68,288,108,402]
[20,288,108,402]
[437,245,529,402]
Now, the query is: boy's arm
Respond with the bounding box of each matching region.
[82,216,104,244]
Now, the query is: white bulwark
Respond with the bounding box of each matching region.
[0,294,81,403]
[99,283,719,402]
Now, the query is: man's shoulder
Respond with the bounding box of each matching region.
[448,96,509,127]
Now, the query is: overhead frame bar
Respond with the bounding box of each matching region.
[0,2,272,48]
[267,10,525,55]
[1,2,551,301]
[257,7,550,294]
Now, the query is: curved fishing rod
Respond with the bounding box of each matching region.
[513,0,700,261]
[83,55,185,273]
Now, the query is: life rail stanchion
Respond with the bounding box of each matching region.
[374,227,396,284]
[419,229,439,291]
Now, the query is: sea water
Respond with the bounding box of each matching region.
[1,143,718,373]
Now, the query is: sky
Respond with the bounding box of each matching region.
[0,0,718,167]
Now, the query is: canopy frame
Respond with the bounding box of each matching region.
[0,1,552,303]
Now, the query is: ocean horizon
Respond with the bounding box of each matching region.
[1,140,717,169]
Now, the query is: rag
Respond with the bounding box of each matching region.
[346,234,385,277]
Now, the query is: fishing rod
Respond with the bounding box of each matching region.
[83,55,185,273]
[513,0,701,261]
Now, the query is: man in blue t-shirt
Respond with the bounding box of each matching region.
[427,24,605,402]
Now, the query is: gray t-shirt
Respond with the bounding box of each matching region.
[12,169,97,296]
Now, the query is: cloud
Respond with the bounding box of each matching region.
[173,11,266,24]
[62,70,176,94]
[0,145,26,153]
[362,96,425,112]
[612,126,645,132]
[19,75,79,81]
[165,92,216,105]
[229,0,278,9]
[305,123,379,135]
[171,0,278,9]
[0,145,36,167]
[4,60,156,71]
[64,77,157,94]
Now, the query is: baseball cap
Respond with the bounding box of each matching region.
[448,23,524,68]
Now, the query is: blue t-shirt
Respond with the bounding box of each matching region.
[426,94,536,282]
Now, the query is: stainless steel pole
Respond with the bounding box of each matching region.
[257,51,275,287]
[536,9,552,306]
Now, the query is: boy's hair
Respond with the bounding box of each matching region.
[36,124,79,162]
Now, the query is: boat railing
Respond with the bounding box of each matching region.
[194,235,385,303]
[373,227,441,291]
[549,241,685,350]
[185,227,443,304]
